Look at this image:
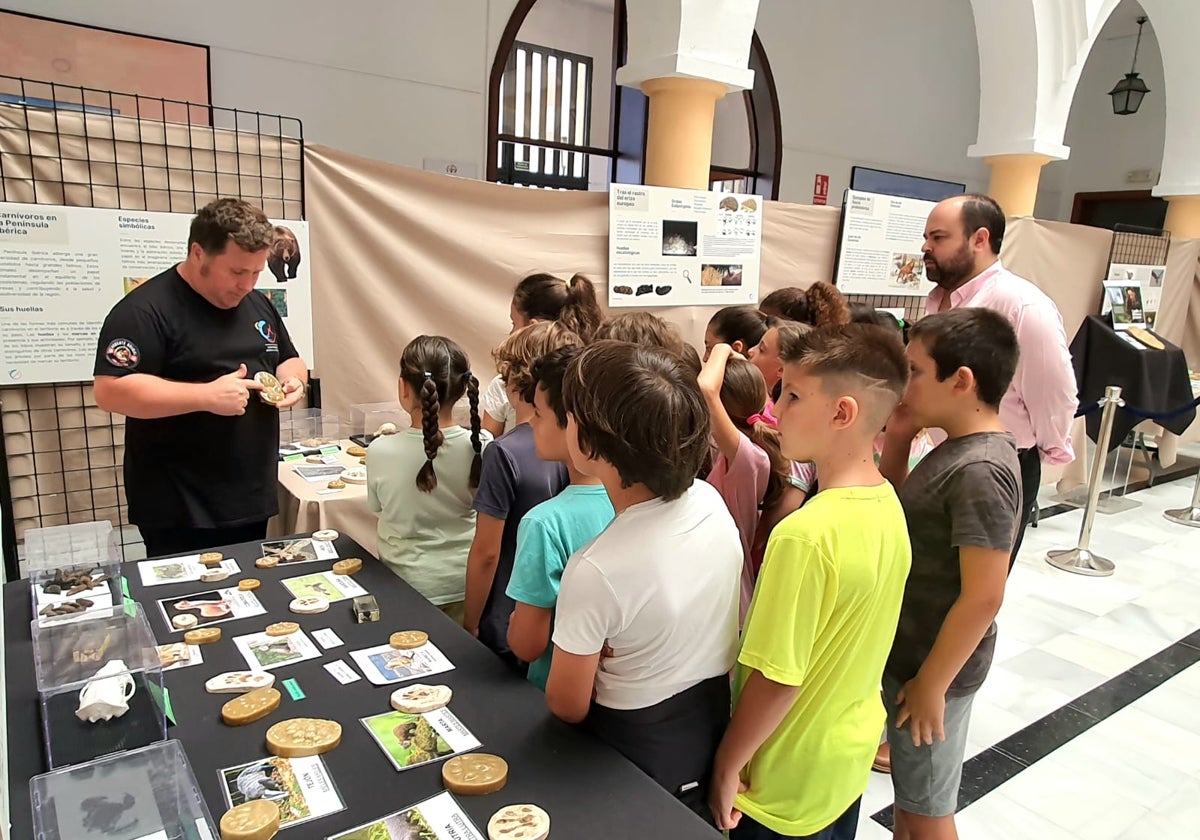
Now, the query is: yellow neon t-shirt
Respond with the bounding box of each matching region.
[734,484,912,836]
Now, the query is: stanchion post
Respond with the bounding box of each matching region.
[1047,385,1123,576]
[1164,470,1200,528]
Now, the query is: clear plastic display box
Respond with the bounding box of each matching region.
[347,401,408,446]
[25,521,123,627]
[32,604,166,769]
[30,739,217,840]
[279,408,342,454]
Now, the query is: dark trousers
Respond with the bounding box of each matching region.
[585,675,731,825]
[139,520,268,558]
[1010,447,1042,568]
[732,797,861,840]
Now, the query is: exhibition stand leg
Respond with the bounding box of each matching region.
[1163,470,1200,528]
[1047,386,1123,577]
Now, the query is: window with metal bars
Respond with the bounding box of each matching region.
[497,41,593,190]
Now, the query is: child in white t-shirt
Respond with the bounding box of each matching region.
[547,340,742,825]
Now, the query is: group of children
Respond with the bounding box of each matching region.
[365,271,1025,840]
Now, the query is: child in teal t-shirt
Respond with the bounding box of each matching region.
[506,347,614,689]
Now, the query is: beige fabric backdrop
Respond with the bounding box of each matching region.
[305,144,1200,425]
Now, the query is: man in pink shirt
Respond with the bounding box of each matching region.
[922,193,1078,563]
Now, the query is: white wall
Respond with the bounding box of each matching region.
[4,0,1000,204]
[1036,8,1165,221]
[756,0,989,205]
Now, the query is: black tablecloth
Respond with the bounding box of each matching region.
[5,535,720,839]
[1069,315,1196,450]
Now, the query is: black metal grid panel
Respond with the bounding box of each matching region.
[1108,225,1170,267]
[845,293,928,326]
[0,74,305,578]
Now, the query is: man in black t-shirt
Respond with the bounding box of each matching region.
[94,199,309,557]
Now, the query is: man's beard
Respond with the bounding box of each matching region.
[925,244,975,290]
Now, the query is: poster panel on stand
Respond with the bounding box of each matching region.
[608,185,762,308]
[0,202,313,385]
[833,189,937,297]
[1103,262,1164,328]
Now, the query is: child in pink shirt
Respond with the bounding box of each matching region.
[699,344,791,622]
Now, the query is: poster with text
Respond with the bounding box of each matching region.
[0,201,313,384]
[834,190,937,296]
[608,185,762,307]
[328,792,484,840]
[1105,263,1164,327]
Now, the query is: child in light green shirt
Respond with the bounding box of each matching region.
[366,335,490,621]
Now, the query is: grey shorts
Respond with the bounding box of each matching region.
[882,674,975,818]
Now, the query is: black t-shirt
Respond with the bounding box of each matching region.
[885,432,1021,697]
[94,266,299,529]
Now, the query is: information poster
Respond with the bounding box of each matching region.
[0,201,313,384]
[1104,263,1164,328]
[834,189,936,296]
[608,184,762,307]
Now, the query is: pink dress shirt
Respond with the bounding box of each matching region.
[927,261,1078,465]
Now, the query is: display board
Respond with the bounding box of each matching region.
[833,189,936,297]
[1103,262,1164,328]
[0,202,313,385]
[608,184,762,307]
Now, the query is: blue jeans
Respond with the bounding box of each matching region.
[731,798,861,840]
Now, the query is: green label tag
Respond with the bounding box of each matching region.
[319,445,340,455]
[121,577,131,598]
[147,682,176,725]
[283,453,304,462]
[123,596,137,617]
[282,678,305,700]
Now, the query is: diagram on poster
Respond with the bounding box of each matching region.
[232,628,322,671]
[350,641,455,685]
[1104,263,1164,328]
[360,708,481,772]
[608,185,762,307]
[219,755,344,830]
[280,570,367,603]
[0,201,313,384]
[833,190,937,296]
[137,555,241,587]
[328,791,485,840]
[156,587,266,633]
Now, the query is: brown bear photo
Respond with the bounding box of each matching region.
[267,225,301,283]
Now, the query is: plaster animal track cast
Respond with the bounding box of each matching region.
[635,284,654,296]
[267,225,301,284]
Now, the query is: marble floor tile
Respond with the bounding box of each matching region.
[951,792,1078,840]
[997,647,1110,700]
[1075,611,1189,660]
[996,753,1150,838]
[1039,631,1144,679]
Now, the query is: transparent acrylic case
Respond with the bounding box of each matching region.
[279,408,341,453]
[30,739,217,840]
[26,522,123,626]
[348,401,408,445]
[32,605,166,768]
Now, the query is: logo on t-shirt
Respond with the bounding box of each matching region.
[105,339,140,370]
[255,320,276,343]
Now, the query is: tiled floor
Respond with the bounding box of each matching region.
[857,468,1200,838]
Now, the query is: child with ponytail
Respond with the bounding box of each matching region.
[366,335,491,624]
[481,272,603,437]
[699,344,794,622]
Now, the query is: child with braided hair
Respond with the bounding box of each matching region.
[366,335,490,624]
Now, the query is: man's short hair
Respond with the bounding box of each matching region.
[188,198,274,255]
[523,345,582,428]
[960,193,1006,255]
[908,308,1019,409]
[561,340,708,500]
[779,323,908,432]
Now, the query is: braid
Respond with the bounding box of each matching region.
[465,372,483,490]
[415,376,444,492]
